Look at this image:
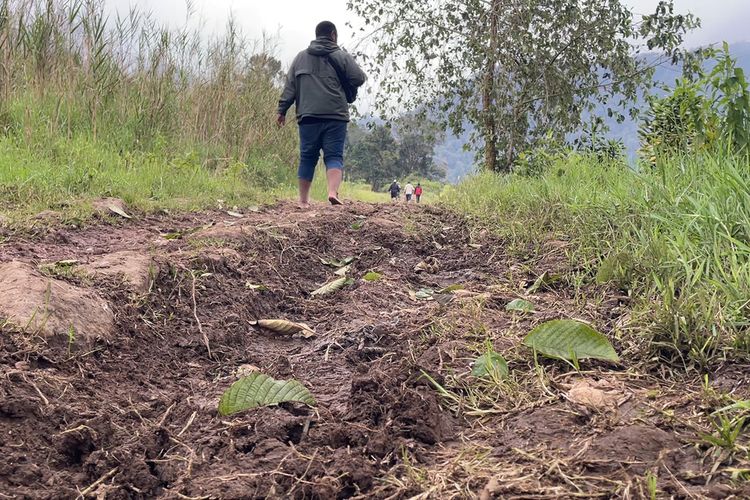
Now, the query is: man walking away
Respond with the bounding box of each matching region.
[415,183,423,203]
[277,21,366,208]
[404,182,414,203]
[389,180,401,202]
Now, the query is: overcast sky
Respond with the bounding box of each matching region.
[105,0,750,64]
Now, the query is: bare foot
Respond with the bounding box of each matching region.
[328,196,343,206]
[297,201,311,210]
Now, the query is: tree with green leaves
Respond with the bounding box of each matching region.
[346,121,444,189]
[394,117,446,180]
[640,43,750,161]
[346,124,400,190]
[348,0,699,171]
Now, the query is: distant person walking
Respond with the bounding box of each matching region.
[404,182,414,202]
[276,21,366,208]
[389,180,401,202]
[415,183,423,203]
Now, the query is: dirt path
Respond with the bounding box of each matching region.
[0,201,746,499]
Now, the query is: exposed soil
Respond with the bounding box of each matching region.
[1,201,748,499]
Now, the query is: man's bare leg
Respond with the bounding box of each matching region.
[327,168,343,205]
[299,179,312,208]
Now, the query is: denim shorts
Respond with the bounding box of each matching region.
[297,119,347,182]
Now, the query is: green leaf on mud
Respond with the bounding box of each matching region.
[471,352,509,379]
[523,320,619,363]
[438,284,464,294]
[311,277,354,296]
[506,298,535,312]
[527,271,560,293]
[218,373,316,416]
[350,219,366,230]
[245,282,268,291]
[363,271,382,282]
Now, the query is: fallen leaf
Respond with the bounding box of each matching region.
[414,288,435,300]
[226,210,244,218]
[565,379,621,411]
[234,364,261,378]
[251,319,315,338]
[506,298,535,312]
[311,277,353,296]
[334,264,352,276]
[108,204,132,219]
[472,351,509,379]
[414,257,440,273]
[218,373,315,416]
[320,256,356,268]
[363,271,382,282]
[527,271,560,293]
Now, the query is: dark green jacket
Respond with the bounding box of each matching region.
[278,37,366,123]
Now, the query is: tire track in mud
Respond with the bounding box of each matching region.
[0,200,745,499]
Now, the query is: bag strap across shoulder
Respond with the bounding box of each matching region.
[324,50,357,104]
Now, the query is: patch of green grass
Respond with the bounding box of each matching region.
[0,136,294,220]
[442,149,750,369]
[0,0,300,221]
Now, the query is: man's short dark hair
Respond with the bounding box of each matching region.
[315,21,337,39]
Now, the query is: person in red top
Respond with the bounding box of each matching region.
[414,183,423,203]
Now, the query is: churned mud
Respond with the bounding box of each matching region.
[0,201,747,499]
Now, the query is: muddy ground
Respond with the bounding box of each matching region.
[0,201,748,499]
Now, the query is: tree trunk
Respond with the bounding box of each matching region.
[482,0,500,172]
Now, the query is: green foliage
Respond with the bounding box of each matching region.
[471,349,509,379]
[701,413,747,453]
[711,44,750,151]
[595,252,636,288]
[363,271,382,282]
[348,0,698,171]
[346,121,444,190]
[505,299,535,313]
[0,0,298,216]
[443,149,750,369]
[524,320,620,363]
[218,373,316,416]
[640,44,750,159]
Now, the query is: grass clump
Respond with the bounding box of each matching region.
[0,0,299,219]
[442,149,750,369]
